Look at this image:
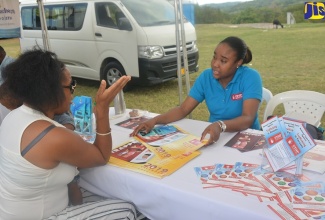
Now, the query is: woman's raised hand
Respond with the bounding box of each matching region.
[94,76,131,115]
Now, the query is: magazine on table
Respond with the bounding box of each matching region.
[135,124,206,159]
[224,129,266,152]
[109,138,200,178]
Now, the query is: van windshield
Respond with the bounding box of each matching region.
[120,0,176,27]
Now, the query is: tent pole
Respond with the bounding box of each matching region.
[37,0,51,51]
[174,0,191,118]
[174,0,183,106]
[178,0,191,119]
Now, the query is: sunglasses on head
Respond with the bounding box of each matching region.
[62,79,77,94]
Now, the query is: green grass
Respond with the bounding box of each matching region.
[1,23,325,126]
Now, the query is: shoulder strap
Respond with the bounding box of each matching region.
[21,124,56,157]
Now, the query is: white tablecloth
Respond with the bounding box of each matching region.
[80,109,325,220]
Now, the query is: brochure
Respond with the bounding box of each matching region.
[109,138,201,178]
[115,116,152,130]
[224,129,266,152]
[135,125,206,159]
[261,116,316,172]
[303,140,325,174]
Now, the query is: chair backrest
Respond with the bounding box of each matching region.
[262,87,273,105]
[263,90,325,127]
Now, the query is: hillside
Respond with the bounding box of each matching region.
[194,0,323,24]
[205,0,305,12]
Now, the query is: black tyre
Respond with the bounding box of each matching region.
[101,61,131,91]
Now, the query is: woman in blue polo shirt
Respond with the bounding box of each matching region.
[131,36,262,145]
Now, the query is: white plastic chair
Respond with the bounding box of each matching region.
[262,87,273,106]
[263,90,325,127]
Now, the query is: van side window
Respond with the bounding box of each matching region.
[95,3,123,29]
[21,3,87,31]
[67,7,75,28]
[21,7,39,29]
[115,11,126,28]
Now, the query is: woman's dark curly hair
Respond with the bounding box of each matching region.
[220,36,252,65]
[2,48,66,113]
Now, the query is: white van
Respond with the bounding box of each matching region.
[19,0,199,88]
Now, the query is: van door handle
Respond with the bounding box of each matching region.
[95,33,102,37]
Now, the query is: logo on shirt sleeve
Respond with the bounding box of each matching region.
[231,93,243,100]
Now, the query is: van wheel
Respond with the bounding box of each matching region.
[102,61,131,91]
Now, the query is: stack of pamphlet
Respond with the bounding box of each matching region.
[261,116,317,175]
[194,161,325,219]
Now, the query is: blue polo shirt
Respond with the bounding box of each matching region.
[189,66,262,130]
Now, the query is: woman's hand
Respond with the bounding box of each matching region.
[93,76,130,116]
[200,122,222,145]
[130,118,156,137]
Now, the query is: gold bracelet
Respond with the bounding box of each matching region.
[96,130,111,136]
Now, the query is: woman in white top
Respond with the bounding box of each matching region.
[0,49,138,219]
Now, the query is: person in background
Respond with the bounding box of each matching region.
[0,48,139,219]
[131,36,262,145]
[0,46,16,120]
[0,46,15,85]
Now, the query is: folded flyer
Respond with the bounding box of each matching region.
[224,129,266,152]
[261,116,316,172]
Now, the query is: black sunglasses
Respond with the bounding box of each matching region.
[62,79,77,94]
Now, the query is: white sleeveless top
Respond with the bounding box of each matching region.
[0,105,78,219]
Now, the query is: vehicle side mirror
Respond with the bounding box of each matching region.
[117,17,132,31]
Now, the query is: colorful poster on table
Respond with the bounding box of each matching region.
[0,0,20,38]
[109,138,200,178]
[135,124,206,159]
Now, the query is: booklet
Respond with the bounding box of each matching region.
[135,124,206,159]
[224,129,266,152]
[261,116,316,172]
[109,138,201,178]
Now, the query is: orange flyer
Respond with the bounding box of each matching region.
[135,124,205,159]
[109,138,201,178]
